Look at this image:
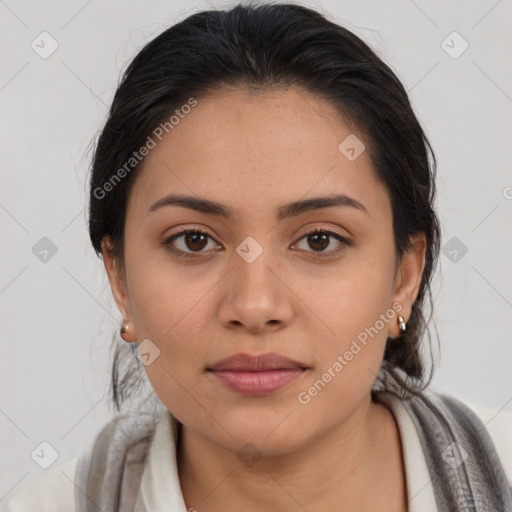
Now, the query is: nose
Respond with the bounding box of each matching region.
[217,246,294,335]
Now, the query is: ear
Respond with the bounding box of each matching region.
[390,232,427,336]
[101,236,134,325]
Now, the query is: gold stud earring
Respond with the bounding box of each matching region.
[120,322,132,342]
[397,315,407,335]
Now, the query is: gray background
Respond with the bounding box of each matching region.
[1,0,511,499]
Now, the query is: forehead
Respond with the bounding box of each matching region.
[127,87,389,222]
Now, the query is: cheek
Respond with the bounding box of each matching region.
[124,240,208,338]
[123,258,216,409]
[305,248,395,342]
[296,282,393,420]
[299,248,395,390]
[136,307,210,421]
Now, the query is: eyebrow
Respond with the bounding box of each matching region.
[147,193,369,221]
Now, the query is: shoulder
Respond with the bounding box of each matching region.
[435,390,512,485]
[0,416,122,511]
[457,395,512,483]
[0,412,162,512]
[0,458,77,512]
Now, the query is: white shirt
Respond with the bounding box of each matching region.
[2,392,512,511]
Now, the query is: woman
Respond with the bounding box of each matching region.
[3,3,511,511]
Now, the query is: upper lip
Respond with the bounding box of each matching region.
[207,352,309,372]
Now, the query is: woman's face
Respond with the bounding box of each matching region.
[103,86,425,455]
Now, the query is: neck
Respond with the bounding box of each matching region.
[176,395,408,512]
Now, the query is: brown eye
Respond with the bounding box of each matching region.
[307,232,330,251]
[163,229,219,257]
[295,228,351,257]
[183,231,208,251]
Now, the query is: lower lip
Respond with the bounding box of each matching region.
[208,369,306,395]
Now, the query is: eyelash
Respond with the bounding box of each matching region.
[162,227,352,259]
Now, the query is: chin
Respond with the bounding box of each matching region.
[211,407,309,453]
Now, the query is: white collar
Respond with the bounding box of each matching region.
[134,411,187,512]
[376,392,437,511]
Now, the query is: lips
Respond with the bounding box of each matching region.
[207,352,308,372]
[207,353,309,395]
